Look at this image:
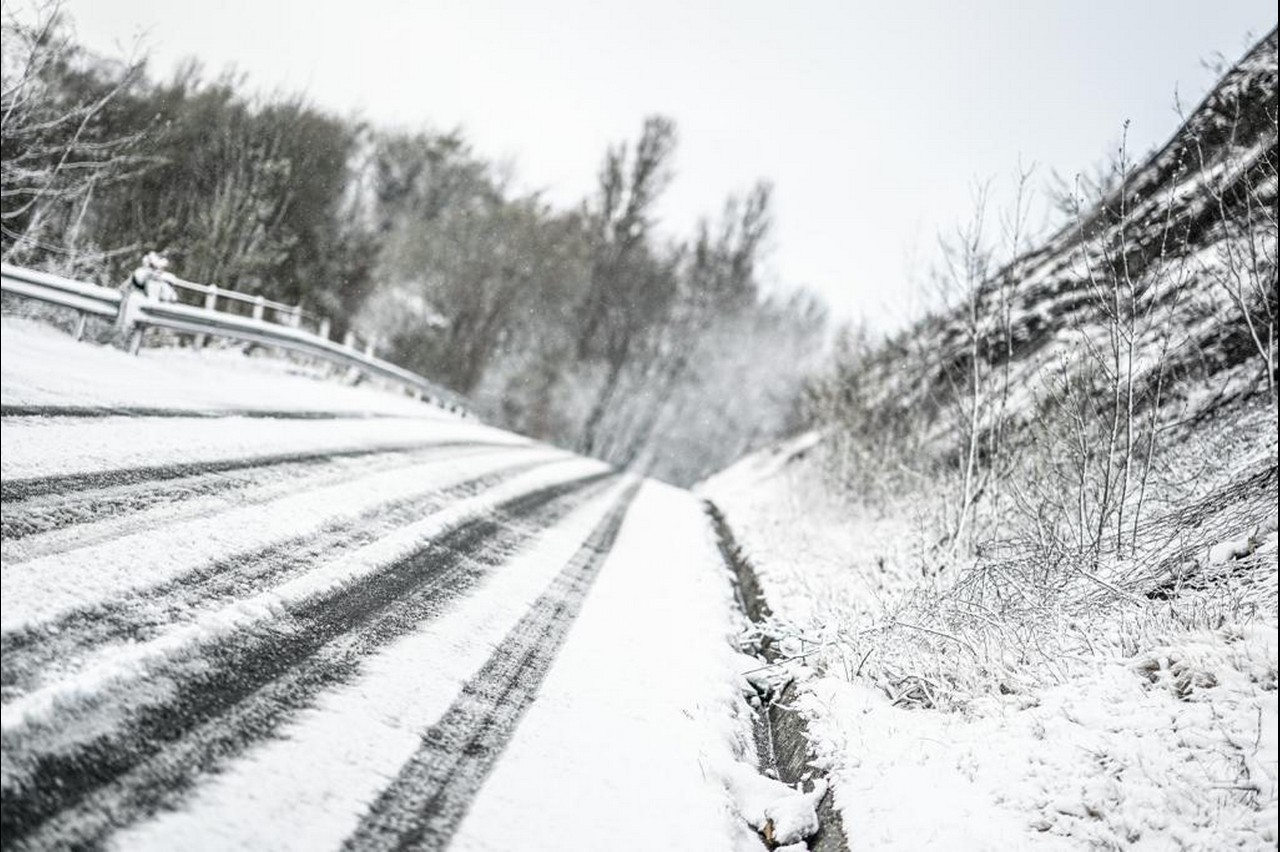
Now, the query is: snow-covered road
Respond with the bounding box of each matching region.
[0,319,782,852]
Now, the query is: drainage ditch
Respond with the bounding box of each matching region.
[705,500,849,852]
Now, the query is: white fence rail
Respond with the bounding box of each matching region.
[0,262,468,415]
[165,277,329,335]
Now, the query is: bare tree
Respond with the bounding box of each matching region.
[576,115,678,456]
[1,1,144,270]
[1182,85,1278,408]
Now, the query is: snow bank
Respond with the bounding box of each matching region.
[720,760,826,845]
[1,315,442,418]
[701,434,1279,850]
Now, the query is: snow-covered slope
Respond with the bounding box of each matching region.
[702,434,1277,850]
[701,29,1279,852]
[852,28,1277,447]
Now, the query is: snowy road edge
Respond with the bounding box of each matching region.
[704,499,850,852]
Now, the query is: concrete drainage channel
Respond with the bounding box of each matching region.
[705,501,849,852]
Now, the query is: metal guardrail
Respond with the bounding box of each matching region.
[0,263,121,315]
[0,262,469,415]
[165,277,326,334]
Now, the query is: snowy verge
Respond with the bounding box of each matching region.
[700,434,1279,850]
[800,626,1276,850]
[1,314,444,418]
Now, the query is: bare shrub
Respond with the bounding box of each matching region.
[805,35,1279,706]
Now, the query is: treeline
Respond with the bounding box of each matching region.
[0,6,825,484]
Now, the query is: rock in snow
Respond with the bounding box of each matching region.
[720,759,826,845]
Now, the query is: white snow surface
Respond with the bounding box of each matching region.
[109,476,639,852]
[1,449,582,637]
[701,434,1280,851]
[0,413,529,482]
[1,455,604,732]
[3,316,772,850]
[105,481,769,851]
[1,314,442,417]
[720,761,826,845]
[2,314,531,483]
[450,481,763,852]
[798,630,1277,850]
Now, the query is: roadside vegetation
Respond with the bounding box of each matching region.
[795,27,1277,703]
[704,27,1277,848]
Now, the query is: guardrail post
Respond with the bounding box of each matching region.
[319,316,331,340]
[364,334,377,358]
[343,329,355,349]
[288,304,301,328]
[252,294,265,322]
[73,311,88,341]
[112,287,145,355]
[196,285,219,349]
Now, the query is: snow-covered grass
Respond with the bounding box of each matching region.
[700,73,1279,841]
[801,624,1275,850]
[700,410,1279,849]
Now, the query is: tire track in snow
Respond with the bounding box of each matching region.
[0,471,617,850]
[0,441,502,543]
[3,450,575,636]
[0,438,513,504]
[0,404,415,420]
[0,456,550,702]
[343,479,642,852]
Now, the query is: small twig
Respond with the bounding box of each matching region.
[1073,565,1146,604]
[853,647,875,677]
[891,619,980,657]
[740,646,828,677]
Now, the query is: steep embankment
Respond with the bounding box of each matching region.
[924,27,1275,426]
[703,29,1278,852]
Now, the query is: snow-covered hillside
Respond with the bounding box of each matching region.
[701,28,1279,852]
[702,430,1277,849]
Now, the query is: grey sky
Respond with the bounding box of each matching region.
[65,0,1277,329]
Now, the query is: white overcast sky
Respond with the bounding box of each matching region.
[63,0,1277,329]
